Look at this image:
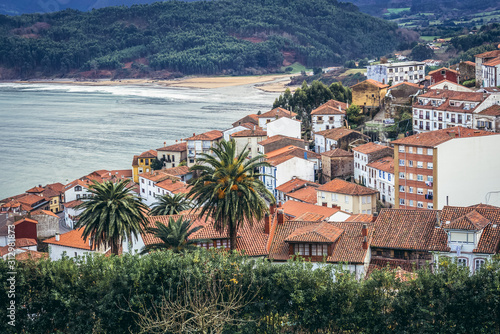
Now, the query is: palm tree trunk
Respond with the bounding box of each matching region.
[229,220,237,251]
[111,239,120,255]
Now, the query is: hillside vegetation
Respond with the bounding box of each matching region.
[0,0,403,79]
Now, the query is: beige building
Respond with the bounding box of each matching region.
[230,129,267,159]
[185,130,223,167]
[157,141,187,169]
[316,179,378,214]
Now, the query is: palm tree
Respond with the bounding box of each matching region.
[141,216,204,254]
[75,179,149,255]
[187,139,275,250]
[149,193,191,216]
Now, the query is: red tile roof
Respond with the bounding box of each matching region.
[257,135,306,146]
[232,114,259,127]
[478,105,500,117]
[345,214,374,223]
[281,200,339,220]
[257,107,297,119]
[474,50,500,59]
[367,157,394,174]
[371,209,447,251]
[31,209,60,219]
[292,212,328,222]
[444,210,490,230]
[317,179,378,196]
[276,178,318,194]
[231,129,267,137]
[266,154,297,167]
[44,228,93,251]
[428,67,459,75]
[428,80,470,90]
[473,224,500,254]
[26,186,45,193]
[392,126,496,148]
[17,194,47,206]
[157,141,187,152]
[483,57,500,67]
[185,130,223,141]
[352,142,391,155]
[144,214,269,256]
[321,148,353,158]
[163,165,191,177]
[138,149,158,159]
[64,200,84,209]
[285,222,343,243]
[287,187,319,204]
[416,89,484,103]
[311,99,347,115]
[139,170,179,183]
[266,145,320,160]
[315,127,363,141]
[15,238,37,247]
[389,81,422,89]
[352,79,390,89]
[13,250,48,261]
[13,217,38,226]
[155,179,190,194]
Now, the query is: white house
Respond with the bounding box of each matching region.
[44,228,109,261]
[63,200,83,229]
[185,130,223,167]
[64,179,93,203]
[367,61,425,85]
[156,141,187,169]
[139,171,189,207]
[311,99,347,133]
[230,128,267,159]
[352,142,393,186]
[257,107,297,130]
[260,156,315,198]
[267,117,301,139]
[367,157,395,206]
[482,57,500,88]
[222,124,254,141]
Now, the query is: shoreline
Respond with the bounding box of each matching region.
[4,73,300,93]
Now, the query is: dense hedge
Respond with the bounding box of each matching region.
[0,250,499,333]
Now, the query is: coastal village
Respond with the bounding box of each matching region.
[2,51,500,280]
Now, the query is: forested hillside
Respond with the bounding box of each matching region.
[0,0,403,79]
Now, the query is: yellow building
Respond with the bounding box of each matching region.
[351,79,389,114]
[132,150,158,183]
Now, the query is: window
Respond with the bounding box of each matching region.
[141,179,144,184]
[409,160,414,167]
[399,185,405,192]
[457,258,467,267]
[362,196,371,204]
[399,172,405,179]
[409,173,414,180]
[345,196,349,204]
[417,161,423,168]
[409,200,414,207]
[417,147,423,154]
[388,174,391,181]
[76,194,81,199]
[331,193,338,201]
[450,232,474,244]
[215,239,231,249]
[409,187,414,193]
[149,191,151,195]
[408,147,413,153]
[427,162,433,169]
[400,198,405,205]
[399,159,405,166]
[475,259,485,272]
[75,186,82,192]
[417,175,424,181]
[427,203,434,209]
[399,145,405,152]
[428,176,434,182]
[417,202,424,208]
[311,244,328,256]
[417,188,423,195]
[317,116,323,121]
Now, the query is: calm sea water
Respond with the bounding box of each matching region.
[0,82,279,199]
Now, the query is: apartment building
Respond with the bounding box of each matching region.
[367,61,425,85]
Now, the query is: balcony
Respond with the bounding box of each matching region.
[438,117,443,121]
[451,118,456,123]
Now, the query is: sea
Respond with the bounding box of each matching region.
[0,81,280,199]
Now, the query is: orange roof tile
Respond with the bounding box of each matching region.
[345,214,374,223]
[317,179,378,196]
[292,212,327,222]
[474,50,500,59]
[428,79,469,90]
[287,187,318,204]
[473,224,500,254]
[157,141,187,152]
[444,210,490,230]
[315,127,363,141]
[185,130,223,141]
[483,57,500,67]
[352,142,392,155]
[155,179,190,194]
[351,79,389,89]
[428,67,459,75]
[266,145,320,160]
[257,135,306,146]
[275,178,318,194]
[311,99,348,115]
[285,222,343,243]
[15,238,37,247]
[44,228,93,251]
[417,89,484,102]
[478,105,500,116]
[392,126,496,148]
[367,157,394,174]
[231,129,267,137]
[14,250,48,261]
[321,148,353,158]
[26,186,45,193]
[257,107,297,119]
[232,114,259,127]
[163,165,191,177]
[266,154,296,167]
[31,210,59,219]
[139,170,179,183]
[17,194,47,206]
[389,81,422,89]
[281,200,339,219]
[64,200,84,209]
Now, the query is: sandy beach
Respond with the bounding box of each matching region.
[12,73,299,93]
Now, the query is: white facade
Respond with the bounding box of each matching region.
[223,125,249,141]
[482,62,500,88]
[64,184,91,203]
[353,152,369,185]
[260,157,315,198]
[232,135,267,159]
[139,175,187,207]
[64,205,82,229]
[428,81,473,92]
[326,210,353,222]
[436,135,500,209]
[367,61,425,85]
[311,114,344,133]
[47,244,96,261]
[267,117,301,139]
[122,234,146,255]
[367,166,395,206]
[314,134,340,153]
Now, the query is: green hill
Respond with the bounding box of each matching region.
[0,0,403,79]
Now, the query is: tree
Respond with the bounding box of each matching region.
[75,179,148,255]
[187,139,275,250]
[150,158,163,170]
[150,193,191,216]
[410,44,435,61]
[141,216,203,254]
[346,104,364,127]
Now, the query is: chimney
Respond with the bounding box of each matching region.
[264,214,270,234]
[270,203,276,215]
[277,209,285,225]
[55,233,60,242]
[436,211,441,227]
[362,236,368,250]
[193,133,195,136]
[164,141,166,147]
[338,106,341,111]
[362,223,368,237]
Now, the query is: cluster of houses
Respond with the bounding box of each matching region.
[2,50,500,279]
